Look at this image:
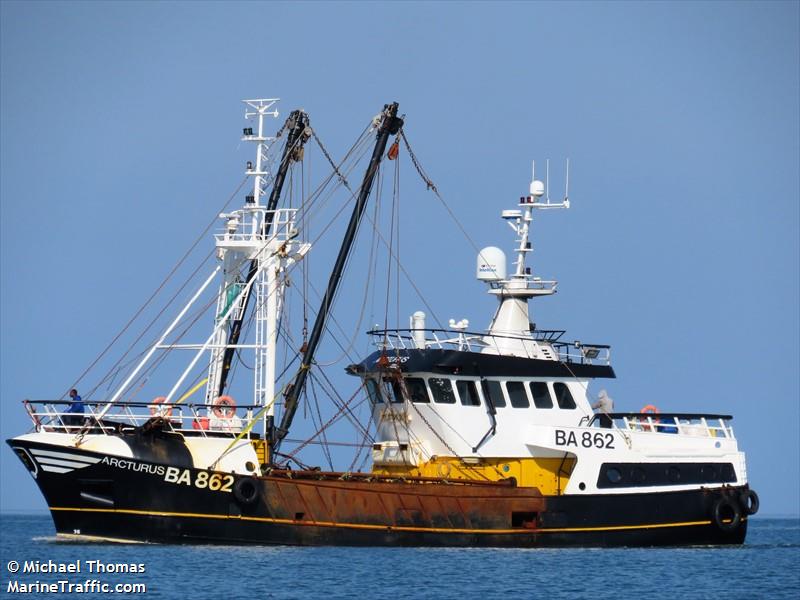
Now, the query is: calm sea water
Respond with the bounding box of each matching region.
[0,514,798,599]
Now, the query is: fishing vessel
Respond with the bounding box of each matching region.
[7,99,758,546]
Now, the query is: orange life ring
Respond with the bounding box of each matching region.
[149,396,173,417]
[192,417,210,430]
[212,395,236,419]
[639,404,660,431]
[641,404,660,418]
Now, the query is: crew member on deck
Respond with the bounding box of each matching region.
[592,389,614,428]
[64,388,85,429]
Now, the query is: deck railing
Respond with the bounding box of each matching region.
[588,412,735,439]
[214,207,298,244]
[21,400,261,439]
[368,328,611,365]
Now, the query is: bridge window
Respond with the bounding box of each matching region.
[530,382,553,408]
[456,380,481,406]
[365,379,383,404]
[386,380,404,403]
[482,380,505,408]
[429,378,456,404]
[553,382,577,409]
[506,381,530,408]
[405,377,430,403]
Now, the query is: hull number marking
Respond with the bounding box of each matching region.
[164,467,234,492]
[556,430,615,449]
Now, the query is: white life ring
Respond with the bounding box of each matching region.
[149,396,173,417]
[212,395,236,419]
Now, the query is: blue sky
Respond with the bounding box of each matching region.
[1,1,798,516]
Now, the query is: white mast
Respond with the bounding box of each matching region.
[96,99,308,431]
[244,98,279,208]
[205,99,309,428]
[479,160,570,356]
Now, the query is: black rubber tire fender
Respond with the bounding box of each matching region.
[233,476,260,506]
[712,496,742,532]
[739,489,759,516]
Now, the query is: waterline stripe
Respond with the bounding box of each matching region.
[48,506,720,535]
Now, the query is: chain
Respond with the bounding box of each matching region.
[400,130,437,193]
[312,130,354,193]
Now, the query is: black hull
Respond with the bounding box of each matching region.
[9,439,749,547]
[49,508,747,547]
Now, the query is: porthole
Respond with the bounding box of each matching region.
[606,468,623,484]
[702,465,718,482]
[578,482,586,490]
[630,467,646,483]
[667,466,681,483]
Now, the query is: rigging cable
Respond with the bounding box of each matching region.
[394,153,401,340]
[283,385,369,462]
[312,367,373,439]
[347,400,377,471]
[400,130,534,331]
[381,167,393,336]
[316,128,445,330]
[66,176,250,400]
[83,121,368,404]
[307,374,335,470]
[109,131,368,403]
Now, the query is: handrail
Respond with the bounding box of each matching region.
[369,327,569,343]
[598,412,733,421]
[23,400,262,409]
[367,327,611,365]
[20,399,259,439]
[589,412,735,439]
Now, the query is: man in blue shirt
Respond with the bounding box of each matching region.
[65,388,85,428]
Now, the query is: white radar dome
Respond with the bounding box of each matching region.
[476,246,506,281]
[530,180,545,197]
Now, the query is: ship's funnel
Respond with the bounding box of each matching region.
[477,246,506,282]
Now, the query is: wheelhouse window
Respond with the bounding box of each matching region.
[365,379,383,404]
[530,382,553,408]
[405,377,430,403]
[506,381,530,408]
[456,380,481,407]
[384,379,403,403]
[429,378,456,404]
[553,382,576,409]
[482,380,505,408]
